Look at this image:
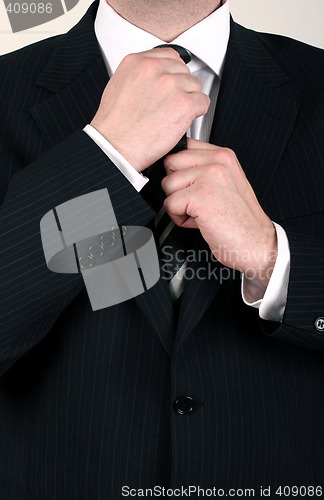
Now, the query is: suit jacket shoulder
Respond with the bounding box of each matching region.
[0,2,99,101]
[230,20,324,99]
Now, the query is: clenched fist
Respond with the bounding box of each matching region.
[90,48,210,171]
[162,139,278,287]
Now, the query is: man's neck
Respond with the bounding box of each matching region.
[107,0,222,42]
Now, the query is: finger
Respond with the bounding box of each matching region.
[164,149,214,173]
[122,51,191,75]
[190,91,211,118]
[142,48,190,73]
[166,212,189,227]
[129,48,186,61]
[147,47,188,62]
[180,216,199,229]
[164,142,239,175]
[163,189,191,226]
[187,140,240,169]
[174,74,202,93]
[161,169,199,196]
[186,138,221,150]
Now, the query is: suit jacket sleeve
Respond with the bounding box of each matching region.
[260,229,324,351]
[220,28,324,352]
[0,130,155,376]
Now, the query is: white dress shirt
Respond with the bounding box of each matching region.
[84,0,290,322]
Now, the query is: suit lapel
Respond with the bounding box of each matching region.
[174,235,224,350]
[135,278,175,354]
[175,20,300,349]
[208,20,300,205]
[30,2,107,148]
[31,58,108,148]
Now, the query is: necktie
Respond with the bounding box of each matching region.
[155,44,191,154]
[144,44,195,301]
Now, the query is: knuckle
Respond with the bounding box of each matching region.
[140,57,162,75]
[203,92,211,105]
[160,72,176,90]
[134,54,160,77]
[192,75,202,91]
[161,175,169,190]
[122,53,138,66]
[195,93,210,117]
[202,93,211,113]
[167,47,182,59]
[164,192,178,211]
[195,178,213,197]
[178,93,191,112]
[221,147,236,161]
[204,164,228,186]
[163,196,171,211]
[207,164,223,179]
[163,155,172,170]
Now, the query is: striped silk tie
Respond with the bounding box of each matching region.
[146,44,195,300]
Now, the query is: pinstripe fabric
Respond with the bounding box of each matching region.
[0,2,324,499]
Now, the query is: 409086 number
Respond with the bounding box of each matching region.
[6,3,53,14]
[276,486,323,497]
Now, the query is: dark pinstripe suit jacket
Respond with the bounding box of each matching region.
[0,3,324,499]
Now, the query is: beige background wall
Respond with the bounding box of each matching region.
[0,0,323,56]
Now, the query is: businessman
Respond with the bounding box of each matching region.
[0,0,324,498]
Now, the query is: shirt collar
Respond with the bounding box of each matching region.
[94,0,230,77]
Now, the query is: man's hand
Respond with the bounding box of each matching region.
[90,48,210,172]
[162,139,278,287]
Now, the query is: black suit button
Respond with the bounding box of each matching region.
[314,317,324,332]
[174,396,195,415]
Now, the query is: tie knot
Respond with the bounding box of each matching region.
[154,44,191,64]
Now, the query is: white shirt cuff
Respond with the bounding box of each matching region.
[83,125,149,192]
[241,222,290,323]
